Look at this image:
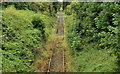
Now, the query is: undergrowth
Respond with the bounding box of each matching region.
[64,10,118,72]
[2,6,56,72]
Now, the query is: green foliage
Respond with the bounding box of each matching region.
[63,2,70,10]
[66,2,120,72]
[2,6,56,72]
[53,2,61,13]
[2,2,39,13]
[65,10,71,15]
[2,2,61,16]
[75,48,118,72]
[15,2,39,13]
[32,16,45,39]
[64,5,72,15]
[2,7,36,72]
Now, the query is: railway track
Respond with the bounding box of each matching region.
[47,11,65,72]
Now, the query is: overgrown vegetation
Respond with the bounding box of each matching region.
[2,1,120,72]
[2,2,57,72]
[2,2,61,16]
[65,2,120,72]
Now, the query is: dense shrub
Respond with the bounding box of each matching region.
[2,8,37,72]
[65,10,71,15]
[69,2,119,51]
[2,2,39,12]
[66,2,120,72]
[2,6,56,72]
[2,2,61,16]
[14,2,39,13]
[32,16,46,39]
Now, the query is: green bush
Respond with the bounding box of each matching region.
[65,10,71,15]
[66,2,120,72]
[2,7,44,72]
[2,2,61,15]
[43,11,50,16]
[32,16,46,39]
[2,2,39,13]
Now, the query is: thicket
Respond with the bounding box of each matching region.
[32,16,45,39]
[2,5,56,72]
[66,2,120,72]
[2,2,61,16]
[63,2,72,15]
[63,1,70,10]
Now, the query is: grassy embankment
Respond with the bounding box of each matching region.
[2,6,57,72]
